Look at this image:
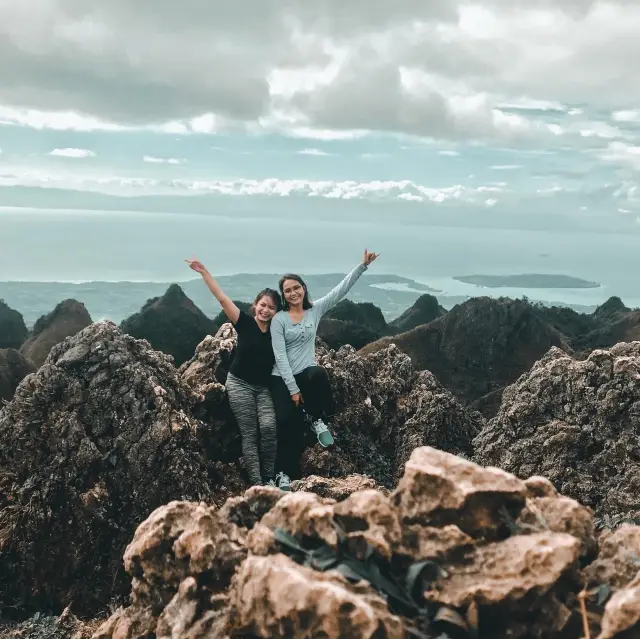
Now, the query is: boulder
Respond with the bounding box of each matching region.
[96,447,619,639]
[20,299,92,367]
[120,284,217,366]
[474,343,640,520]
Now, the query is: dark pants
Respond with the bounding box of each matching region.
[270,366,333,479]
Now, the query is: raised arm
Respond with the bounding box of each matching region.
[313,249,379,317]
[185,259,240,324]
[270,315,300,396]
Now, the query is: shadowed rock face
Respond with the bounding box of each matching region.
[120,284,217,366]
[388,294,445,334]
[0,321,239,617]
[474,343,640,521]
[317,299,388,350]
[0,300,28,350]
[20,299,92,367]
[0,348,35,403]
[95,448,639,639]
[361,297,569,407]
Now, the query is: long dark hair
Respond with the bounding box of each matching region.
[252,288,282,314]
[279,273,313,311]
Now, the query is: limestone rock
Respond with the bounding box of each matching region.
[225,554,404,639]
[597,573,640,639]
[290,474,385,500]
[474,344,640,519]
[0,300,28,350]
[120,284,217,366]
[0,348,35,403]
[20,299,92,367]
[0,321,232,617]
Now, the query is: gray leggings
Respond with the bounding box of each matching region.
[225,373,277,485]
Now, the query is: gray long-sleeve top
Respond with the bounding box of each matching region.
[270,262,368,395]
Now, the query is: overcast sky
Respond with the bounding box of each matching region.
[0,0,639,224]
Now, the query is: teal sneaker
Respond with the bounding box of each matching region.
[275,472,291,491]
[310,418,334,448]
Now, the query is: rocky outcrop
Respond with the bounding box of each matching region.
[474,343,640,521]
[0,300,28,350]
[182,326,482,487]
[19,299,92,367]
[0,321,239,617]
[0,349,35,403]
[388,293,445,334]
[317,318,381,350]
[96,448,640,639]
[361,297,569,407]
[318,300,388,350]
[120,284,217,366]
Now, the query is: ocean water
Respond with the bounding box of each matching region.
[2,205,640,312]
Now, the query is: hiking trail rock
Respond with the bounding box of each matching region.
[474,343,640,520]
[0,300,28,350]
[0,348,35,403]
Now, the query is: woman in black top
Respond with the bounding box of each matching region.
[186,258,284,487]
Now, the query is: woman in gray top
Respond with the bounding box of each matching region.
[269,249,379,486]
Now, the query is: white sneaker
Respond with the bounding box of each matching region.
[310,419,335,448]
[275,472,291,491]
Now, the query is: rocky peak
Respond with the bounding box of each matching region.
[594,296,630,321]
[0,299,28,350]
[388,293,445,333]
[19,299,92,367]
[120,284,217,366]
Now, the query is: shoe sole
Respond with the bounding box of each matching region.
[317,432,335,448]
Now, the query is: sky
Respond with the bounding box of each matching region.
[0,0,640,231]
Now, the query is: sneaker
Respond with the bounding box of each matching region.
[310,418,334,448]
[264,479,277,488]
[275,472,291,492]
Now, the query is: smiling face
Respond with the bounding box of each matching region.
[282,279,305,308]
[253,294,279,322]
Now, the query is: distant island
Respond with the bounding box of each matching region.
[454,274,601,289]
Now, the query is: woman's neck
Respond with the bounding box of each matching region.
[288,304,304,315]
[254,317,270,332]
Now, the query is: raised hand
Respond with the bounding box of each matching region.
[185,258,207,274]
[362,249,379,266]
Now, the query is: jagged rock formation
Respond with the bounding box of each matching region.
[318,299,388,350]
[474,343,640,521]
[0,607,99,638]
[96,448,640,639]
[211,300,251,333]
[19,299,92,367]
[388,293,445,334]
[181,326,482,486]
[0,349,35,403]
[0,321,238,618]
[361,297,569,410]
[120,284,217,366]
[324,299,388,334]
[0,300,28,350]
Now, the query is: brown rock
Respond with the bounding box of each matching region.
[225,554,405,639]
[398,524,475,560]
[20,299,92,367]
[290,474,385,501]
[585,525,640,590]
[391,447,528,538]
[597,573,640,639]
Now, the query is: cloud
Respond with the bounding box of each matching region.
[49,148,96,158]
[297,148,331,156]
[0,1,638,147]
[602,141,640,171]
[490,165,521,170]
[143,156,186,165]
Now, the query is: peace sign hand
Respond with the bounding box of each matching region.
[362,249,379,266]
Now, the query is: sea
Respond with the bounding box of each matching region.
[1,206,639,326]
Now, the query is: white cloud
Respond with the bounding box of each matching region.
[49,148,96,158]
[602,141,640,171]
[143,156,186,165]
[438,150,459,156]
[489,164,521,170]
[297,148,331,156]
[0,1,639,149]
